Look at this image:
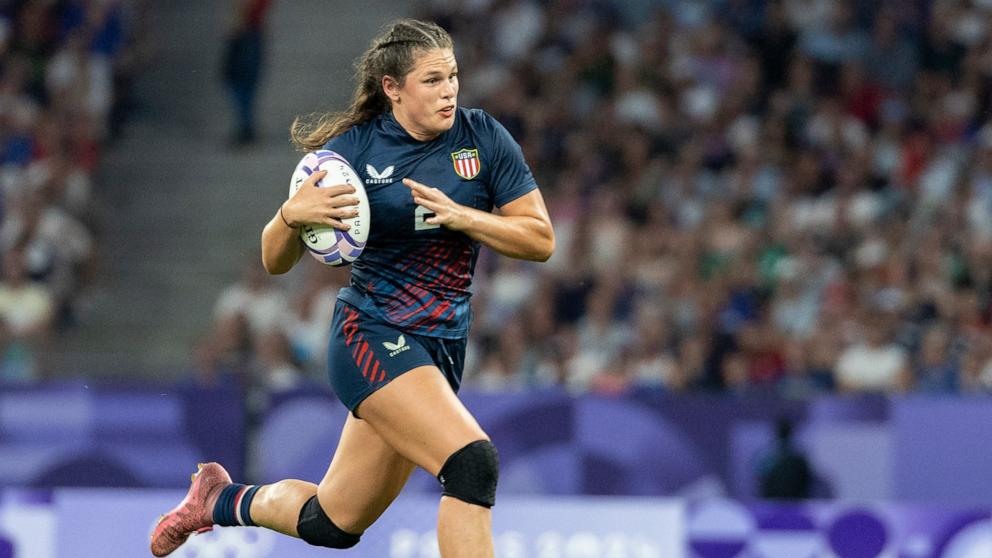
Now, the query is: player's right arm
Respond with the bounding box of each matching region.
[261,169,360,274]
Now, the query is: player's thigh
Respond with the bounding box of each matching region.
[316,413,416,533]
[356,365,488,476]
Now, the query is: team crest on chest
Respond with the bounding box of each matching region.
[451,148,481,180]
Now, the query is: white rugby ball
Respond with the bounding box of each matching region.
[288,150,371,266]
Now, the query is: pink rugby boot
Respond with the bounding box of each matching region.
[150,462,232,557]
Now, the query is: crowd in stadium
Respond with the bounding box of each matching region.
[195,0,992,402]
[4,0,990,399]
[0,0,147,381]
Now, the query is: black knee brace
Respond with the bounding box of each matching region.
[296,495,361,549]
[437,440,499,508]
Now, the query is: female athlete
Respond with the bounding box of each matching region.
[151,18,554,558]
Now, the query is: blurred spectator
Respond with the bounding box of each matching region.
[676,334,709,390]
[469,324,528,393]
[756,417,813,500]
[213,259,289,336]
[186,336,245,390]
[835,314,910,393]
[0,191,94,319]
[738,321,787,387]
[251,330,306,395]
[722,350,756,395]
[221,0,273,146]
[482,257,537,329]
[959,337,992,394]
[207,313,253,377]
[770,264,818,339]
[778,338,834,398]
[589,343,637,396]
[626,307,682,390]
[914,325,959,393]
[567,281,631,391]
[798,2,870,66]
[282,264,347,378]
[0,248,53,380]
[865,10,918,91]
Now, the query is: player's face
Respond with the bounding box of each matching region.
[387,48,458,141]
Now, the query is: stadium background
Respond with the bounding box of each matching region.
[1,0,991,556]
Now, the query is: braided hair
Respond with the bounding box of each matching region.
[291,19,453,151]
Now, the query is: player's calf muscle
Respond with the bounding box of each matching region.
[250,480,317,536]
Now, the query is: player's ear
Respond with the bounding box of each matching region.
[382,75,401,104]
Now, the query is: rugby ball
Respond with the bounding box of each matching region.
[288,150,370,266]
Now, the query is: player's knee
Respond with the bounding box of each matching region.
[437,439,499,508]
[296,495,361,549]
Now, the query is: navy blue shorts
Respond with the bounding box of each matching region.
[327,300,466,414]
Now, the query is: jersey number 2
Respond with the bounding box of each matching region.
[415,205,440,231]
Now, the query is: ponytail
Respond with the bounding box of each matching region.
[291,19,453,151]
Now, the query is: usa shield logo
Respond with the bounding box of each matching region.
[451,148,481,180]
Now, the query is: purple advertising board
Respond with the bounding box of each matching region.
[1,489,990,558]
[0,382,246,488]
[892,396,992,506]
[258,390,992,505]
[0,489,682,558]
[686,499,992,558]
[3,384,992,508]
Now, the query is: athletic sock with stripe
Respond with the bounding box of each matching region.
[212,484,261,527]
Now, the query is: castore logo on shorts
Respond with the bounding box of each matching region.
[383,335,410,357]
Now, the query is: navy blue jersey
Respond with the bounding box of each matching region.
[323,108,538,339]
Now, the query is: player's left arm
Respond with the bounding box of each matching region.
[403,178,554,262]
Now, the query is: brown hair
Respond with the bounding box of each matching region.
[290,19,453,151]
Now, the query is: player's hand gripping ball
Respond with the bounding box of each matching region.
[288,150,371,266]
